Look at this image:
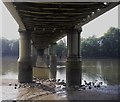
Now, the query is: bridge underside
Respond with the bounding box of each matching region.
[4,2,119,49]
[3,1,119,86]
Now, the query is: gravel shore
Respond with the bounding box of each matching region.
[1,79,119,101]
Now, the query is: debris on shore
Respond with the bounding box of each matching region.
[8,77,104,94]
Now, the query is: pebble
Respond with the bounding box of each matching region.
[61,86,66,90]
[33,80,36,83]
[9,83,12,86]
[88,86,92,89]
[88,82,91,86]
[94,85,97,88]
[56,85,61,88]
[36,81,40,84]
[51,78,56,82]
[80,84,85,87]
[92,82,95,86]
[57,79,61,82]
[95,80,98,83]
[78,88,82,91]
[97,84,100,87]
[63,83,66,86]
[99,82,103,85]
[18,84,21,88]
[82,87,86,90]
[15,84,17,87]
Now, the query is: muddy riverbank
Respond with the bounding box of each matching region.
[1,79,119,101]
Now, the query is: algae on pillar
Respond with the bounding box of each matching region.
[49,43,57,79]
[18,29,32,83]
[66,27,82,86]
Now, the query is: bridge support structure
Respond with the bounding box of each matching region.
[44,47,50,67]
[66,27,82,87]
[18,29,32,83]
[31,43,38,67]
[49,43,57,79]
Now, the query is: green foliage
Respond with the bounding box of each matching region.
[81,27,120,58]
[57,39,67,59]
[81,36,99,58]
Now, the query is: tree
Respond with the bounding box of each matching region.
[99,27,120,58]
[81,27,120,58]
[57,39,67,60]
[81,36,99,58]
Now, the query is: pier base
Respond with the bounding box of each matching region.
[49,43,57,79]
[18,29,32,83]
[66,28,82,86]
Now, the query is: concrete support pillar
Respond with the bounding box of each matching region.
[31,43,37,67]
[44,47,50,67]
[18,29,32,83]
[66,27,82,87]
[49,43,57,79]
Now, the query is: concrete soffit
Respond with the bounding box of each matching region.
[2,0,120,2]
[3,1,26,31]
[75,2,120,29]
[2,1,120,33]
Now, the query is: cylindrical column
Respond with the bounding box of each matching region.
[66,27,82,87]
[49,43,57,79]
[44,47,50,67]
[18,29,32,83]
[31,43,38,67]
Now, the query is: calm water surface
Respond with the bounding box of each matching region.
[1,56,119,85]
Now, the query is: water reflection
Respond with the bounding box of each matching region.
[1,56,18,79]
[82,59,118,85]
[1,56,119,85]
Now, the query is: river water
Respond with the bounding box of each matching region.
[1,56,119,85]
[1,56,119,100]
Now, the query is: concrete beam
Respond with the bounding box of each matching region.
[3,1,26,30]
[4,0,120,2]
[75,2,120,29]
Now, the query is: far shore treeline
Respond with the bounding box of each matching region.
[0,27,120,59]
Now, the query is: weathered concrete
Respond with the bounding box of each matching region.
[66,59,82,86]
[44,47,50,67]
[31,43,38,67]
[49,43,57,79]
[18,29,32,83]
[66,28,82,86]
